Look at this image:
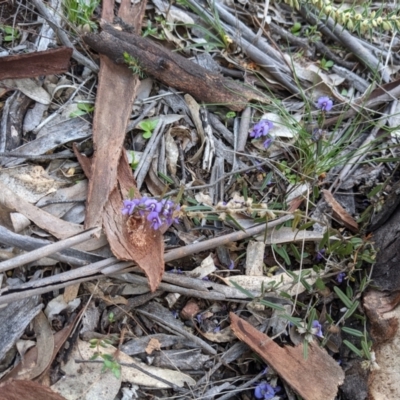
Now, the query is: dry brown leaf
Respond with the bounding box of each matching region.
[145,338,161,354]
[322,190,359,233]
[0,181,82,239]
[1,313,80,383]
[0,380,67,400]
[230,313,344,400]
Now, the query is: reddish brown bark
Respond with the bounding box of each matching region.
[0,47,72,80]
[230,313,344,400]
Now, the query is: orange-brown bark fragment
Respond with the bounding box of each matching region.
[230,313,344,400]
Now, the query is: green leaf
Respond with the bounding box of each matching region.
[341,327,364,337]
[314,277,326,290]
[367,184,383,198]
[77,103,94,112]
[343,300,360,320]
[333,286,353,308]
[272,244,291,265]
[158,171,174,184]
[229,279,255,299]
[69,109,87,118]
[139,119,159,132]
[361,339,372,360]
[343,340,363,357]
[142,131,152,139]
[258,299,287,312]
[225,214,246,232]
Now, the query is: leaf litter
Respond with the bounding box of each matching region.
[1,0,400,399]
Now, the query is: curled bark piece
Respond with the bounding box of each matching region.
[83,24,269,111]
[230,313,344,400]
[0,47,73,80]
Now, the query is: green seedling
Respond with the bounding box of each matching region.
[89,338,121,379]
[69,103,94,118]
[0,24,20,42]
[320,58,334,71]
[123,52,145,78]
[63,0,99,31]
[291,22,302,35]
[138,119,158,139]
[128,151,139,171]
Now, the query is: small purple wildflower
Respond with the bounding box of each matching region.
[316,96,333,112]
[213,326,221,333]
[249,120,274,139]
[315,248,325,262]
[147,211,163,230]
[121,199,140,215]
[336,272,346,283]
[263,137,273,149]
[312,320,323,338]
[171,310,179,318]
[254,382,277,400]
[228,259,234,270]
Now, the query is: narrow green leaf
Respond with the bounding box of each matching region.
[229,280,255,299]
[341,327,364,337]
[361,339,371,360]
[333,286,353,308]
[258,299,286,312]
[343,340,363,357]
[343,300,360,320]
[158,171,174,184]
[226,214,246,232]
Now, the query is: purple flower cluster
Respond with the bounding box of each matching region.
[249,120,274,139]
[122,197,180,230]
[254,382,280,400]
[316,96,333,112]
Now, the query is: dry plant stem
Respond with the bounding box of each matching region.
[0,227,101,273]
[195,342,248,388]
[321,77,400,129]
[237,106,251,152]
[136,309,217,355]
[301,5,390,83]
[313,40,357,70]
[31,0,99,73]
[134,120,165,189]
[0,216,293,303]
[217,371,266,400]
[76,359,184,391]
[165,215,294,260]
[111,273,226,300]
[331,65,369,93]
[0,226,101,267]
[329,119,386,191]
[269,21,312,53]
[213,2,286,67]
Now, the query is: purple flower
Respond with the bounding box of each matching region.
[336,272,346,283]
[228,259,234,270]
[144,198,162,213]
[147,211,163,230]
[315,248,325,262]
[121,199,140,215]
[312,320,323,338]
[263,137,273,149]
[316,96,333,112]
[254,382,277,400]
[249,120,274,139]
